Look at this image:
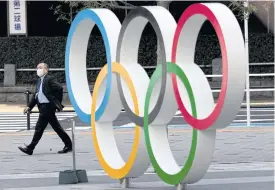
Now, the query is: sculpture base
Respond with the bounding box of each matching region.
[176,183,187,190]
[120,177,130,188]
[76,169,88,183]
[59,169,88,184]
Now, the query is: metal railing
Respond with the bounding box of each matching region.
[0,62,274,72]
[23,83,274,130]
[207,69,274,126]
[3,62,272,130]
[24,90,75,130]
[208,73,275,93]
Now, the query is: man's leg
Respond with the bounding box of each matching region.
[28,114,49,149]
[18,114,48,155]
[48,113,72,153]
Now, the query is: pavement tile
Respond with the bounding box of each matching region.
[0,127,273,175]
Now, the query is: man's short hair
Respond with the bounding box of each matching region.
[39,63,49,70]
[44,63,49,70]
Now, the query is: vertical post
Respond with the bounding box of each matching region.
[274,1,275,37]
[7,1,10,37]
[25,0,28,37]
[273,1,275,125]
[25,90,31,130]
[244,0,251,127]
[72,119,76,171]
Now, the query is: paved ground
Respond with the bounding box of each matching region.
[0,126,273,189]
[0,106,273,132]
[0,102,274,189]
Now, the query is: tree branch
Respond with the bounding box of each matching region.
[228,1,257,21]
[49,0,136,24]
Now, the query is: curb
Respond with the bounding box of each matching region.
[0,162,273,180]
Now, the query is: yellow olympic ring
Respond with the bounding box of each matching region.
[91,62,141,179]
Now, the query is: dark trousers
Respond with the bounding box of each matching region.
[28,103,72,150]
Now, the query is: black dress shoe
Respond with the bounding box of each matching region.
[58,146,72,154]
[18,146,33,155]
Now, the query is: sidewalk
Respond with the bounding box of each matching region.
[0,127,273,189]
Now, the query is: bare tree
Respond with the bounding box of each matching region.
[252,1,273,33]
[228,0,273,33]
[50,0,172,66]
[228,1,257,20]
[228,0,273,126]
[261,1,273,33]
[49,0,135,24]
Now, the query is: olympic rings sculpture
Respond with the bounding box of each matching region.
[65,3,246,186]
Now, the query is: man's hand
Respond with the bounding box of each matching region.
[23,107,30,114]
[56,106,64,112]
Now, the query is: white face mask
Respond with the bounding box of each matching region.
[37,69,44,77]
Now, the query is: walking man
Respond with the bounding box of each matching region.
[18,63,72,155]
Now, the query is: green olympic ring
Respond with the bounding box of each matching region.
[144,62,198,185]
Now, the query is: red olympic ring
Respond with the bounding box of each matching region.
[172,3,228,130]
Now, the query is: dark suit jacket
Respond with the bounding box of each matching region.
[29,74,64,112]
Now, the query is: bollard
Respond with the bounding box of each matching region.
[59,119,88,184]
[24,90,31,130]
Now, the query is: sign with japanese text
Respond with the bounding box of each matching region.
[8,0,27,35]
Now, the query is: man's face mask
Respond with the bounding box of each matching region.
[37,69,44,77]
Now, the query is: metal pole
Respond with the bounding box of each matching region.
[71,119,76,171]
[25,90,31,130]
[25,0,28,37]
[7,1,10,37]
[244,0,251,127]
[274,2,275,126]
